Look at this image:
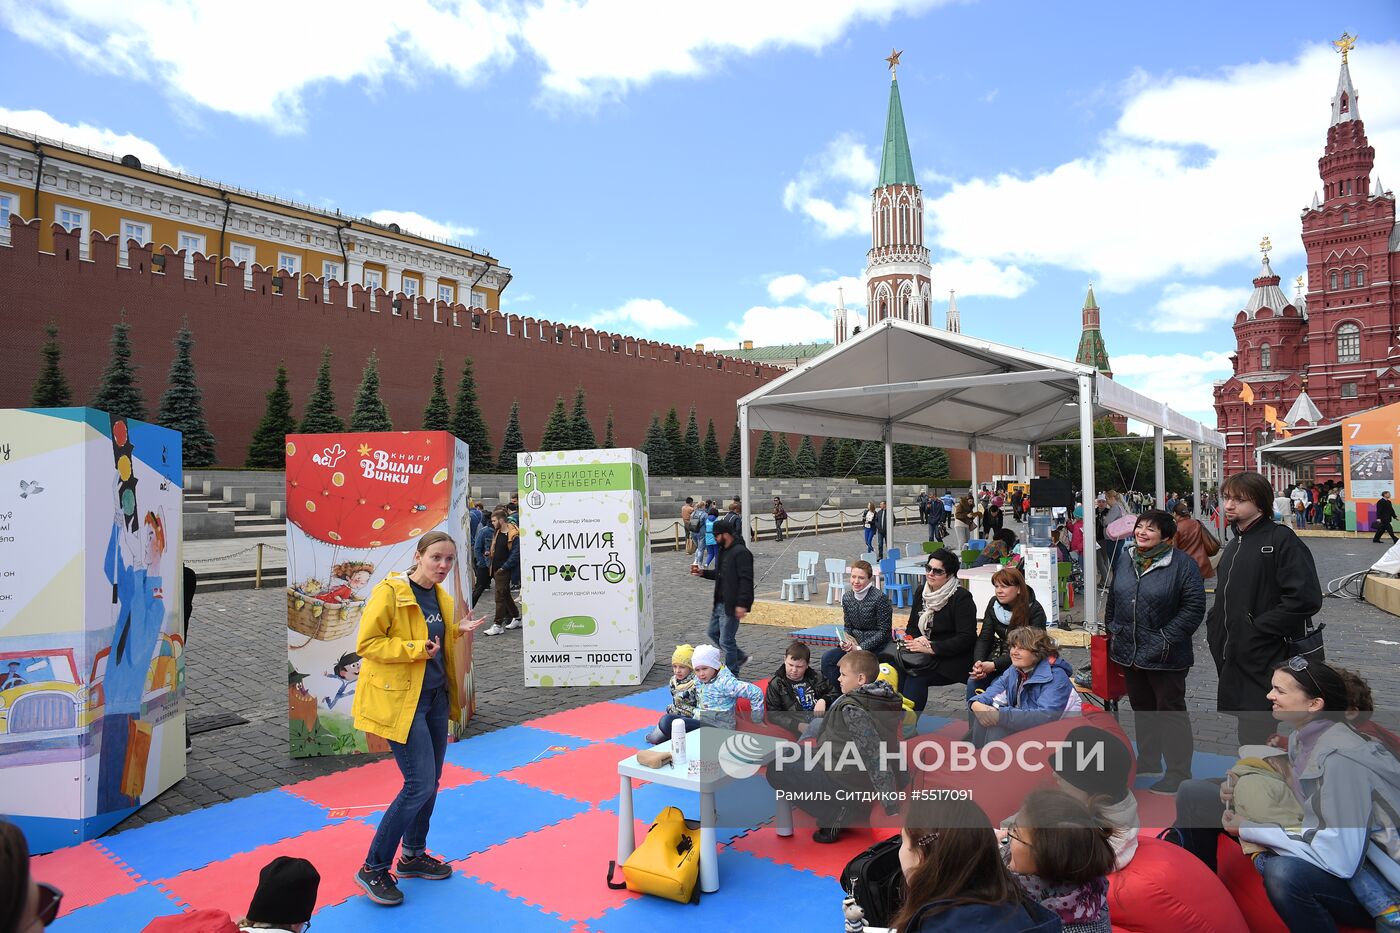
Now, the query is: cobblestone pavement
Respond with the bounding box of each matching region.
[114,524,1399,833]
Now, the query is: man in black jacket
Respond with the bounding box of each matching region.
[696,512,753,675]
[1374,491,1398,543]
[1206,472,1323,745]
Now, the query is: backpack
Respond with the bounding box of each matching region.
[607,806,701,904]
[842,833,905,927]
[689,509,708,534]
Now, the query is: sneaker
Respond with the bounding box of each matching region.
[483,623,504,636]
[396,853,453,880]
[504,617,522,631]
[1072,669,1093,689]
[1148,777,1184,796]
[812,827,844,844]
[356,866,404,906]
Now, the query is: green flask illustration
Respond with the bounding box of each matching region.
[602,552,626,584]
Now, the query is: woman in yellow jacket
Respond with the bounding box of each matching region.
[353,531,484,907]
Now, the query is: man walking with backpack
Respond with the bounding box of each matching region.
[1206,471,1322,745]
[692,512,753,675]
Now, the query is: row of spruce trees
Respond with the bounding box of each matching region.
[31,323,950,479]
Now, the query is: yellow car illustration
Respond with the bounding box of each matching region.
[0,649,92,743]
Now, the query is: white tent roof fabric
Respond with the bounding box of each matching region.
[738,319,1225,453]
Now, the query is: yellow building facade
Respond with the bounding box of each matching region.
[0,127,509,308]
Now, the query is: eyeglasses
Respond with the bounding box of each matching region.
[36,882,63,927]
[1001,822,1027,846]
[926,568,948,577]
[1287,654,1322,695]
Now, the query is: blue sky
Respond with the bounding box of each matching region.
[2,0,1398,421]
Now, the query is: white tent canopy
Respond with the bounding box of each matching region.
[735,318,1226,625]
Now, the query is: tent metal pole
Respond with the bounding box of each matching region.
[1154,427,1166,508]
[1191,441,1202,520]
[884,424,895,549]
[1078,375,1098,631]
[739,405,751,541]
[969,442,979,499]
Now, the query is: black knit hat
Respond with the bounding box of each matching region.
[1053,726,1132,800]
[247,856,320,925]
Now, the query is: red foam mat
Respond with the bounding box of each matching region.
[31,841,141,917]
[523,703,660,742]
[458,809,647,922]
[158,819,377,916]
[501,742,644,805]
[728,807,883,879]
[284,758,486,816]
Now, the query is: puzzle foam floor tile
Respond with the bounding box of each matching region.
[609,686,674,712]
[31,841,140,917]
[459,810,646,921]
[598,775,777,846]
[284,757,486,815]
[524,702,661,742]
[360,777,588,862]
[159,818,377,916]
[98,790,332,881]
[49,882,184,933]
[729,807,882,878]
[444,724,590,775]
[590,851,841,932]
[501,742,644,805]
[313,873,575,931]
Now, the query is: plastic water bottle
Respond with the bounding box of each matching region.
[670,719,687,768]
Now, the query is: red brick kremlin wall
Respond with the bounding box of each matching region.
[0,219,792,464]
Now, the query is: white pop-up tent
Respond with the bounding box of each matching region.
[736,318,1226,625]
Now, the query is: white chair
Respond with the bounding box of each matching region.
[797,550,819,591]
[780,573,809,602]
[824,558,848,604]
[782,552,819,602]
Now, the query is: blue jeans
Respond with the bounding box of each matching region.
[1255,852,1372,932]
[864,528,874,550]
[708,603,743,675]
[657,714,708,737]
[365,685,449,871]
[820,646,846,686]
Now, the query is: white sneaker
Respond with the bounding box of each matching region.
[504,618,522,630]
[483,623,504,636]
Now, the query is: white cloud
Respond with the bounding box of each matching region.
[365,209,478,242]
[698,304,835,349]
[520,0,950,100]
[1139,282,1253,334]
[929,256,1033,299]
[0,0,516,128]
[766,273,810,302]
[582,298,694,332]
[0,107,178,168]
[1110,350,1235,420]
[927,43,1400,292]
[781,133,877,237]
[765,272,864,308]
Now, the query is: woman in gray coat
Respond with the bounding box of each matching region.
[1104,509,1205,796]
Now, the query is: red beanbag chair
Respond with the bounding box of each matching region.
[1215,837,1370,933]
[1106,836,1247,933]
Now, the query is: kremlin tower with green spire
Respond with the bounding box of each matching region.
[1075,284,1127,432]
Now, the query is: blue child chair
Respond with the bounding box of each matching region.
[878,557,912,608]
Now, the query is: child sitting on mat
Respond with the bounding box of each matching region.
[764,640,836,738]
[645,644,699,744]
[651,644,764,740]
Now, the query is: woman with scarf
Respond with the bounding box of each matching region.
[1104,509,1205,796]
[967,566,1048,701]
[819,560,894,687]
[890,549,978,713]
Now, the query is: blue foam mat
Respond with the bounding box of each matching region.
[610,685,674,712]
[314,875,574,930]
[361,777,587,861]
[1131,749,1236,787]
[98,789,333,881]
[591,850,841,931]
[50,882,183,932]
[598,774,778,846]
[445,724,590,775]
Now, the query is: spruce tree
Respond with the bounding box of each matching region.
[496,400,525,470]
[794,436,818,477]
[157,324,216,466]
[641,414,674,475]
[449,356,492,468]
[570,385,596,449]
[857,440,883,474]
[348,349,392,431]
[603,408,616,448]
[540,396,574,450]
[724,422,742,475]
[682,407,702,477]
[834,438,857,476]
[771,434,796,477]
[663,408,686,473]
[299,346,344,434]
[923,446,950,478]
[421,355,450,431]
[247,363,296,468]
[31,321,73,407]
[754,431,776,476]
[817,437,837,477]
[702,419,723,476]
[90,318,146,421]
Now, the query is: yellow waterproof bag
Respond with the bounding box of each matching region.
[606,806,701,903]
